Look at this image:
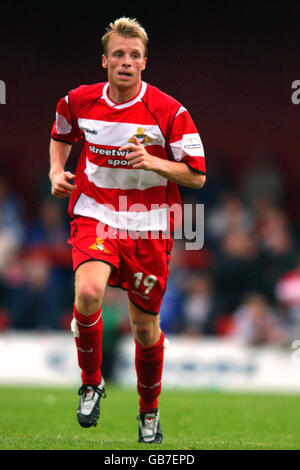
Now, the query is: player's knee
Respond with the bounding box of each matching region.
[75,282,104,314]
[133,321,157,347]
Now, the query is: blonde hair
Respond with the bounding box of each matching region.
[101,17,148,57]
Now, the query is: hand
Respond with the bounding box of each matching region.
[50,171,77,198]
[120,137,158,171]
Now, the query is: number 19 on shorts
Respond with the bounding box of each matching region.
[133,272,157,295]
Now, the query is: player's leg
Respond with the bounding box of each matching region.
[129,299,162,347]
[72,260,112,427]
[128,300,164,443]
[75,259,112,314]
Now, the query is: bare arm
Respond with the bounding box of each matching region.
[120,137,206,189]
[145,158,206,189]
[49,138,77,198]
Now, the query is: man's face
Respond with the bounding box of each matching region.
[102,33,147,90]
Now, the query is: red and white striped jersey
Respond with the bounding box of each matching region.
[51,81,206,231]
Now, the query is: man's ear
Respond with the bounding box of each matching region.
[102,54,108,69]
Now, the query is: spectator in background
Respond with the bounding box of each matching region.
[206,191,254,251]
[275,257,300,342]
[230,292,287,346]
[5,197,73,329]
[0,174,24,329]
[240,156,285,209]
[24,197,70,252]
[181,272,220,336]
[0,174,23,273]
[212,228,263,315]
[254,197,299,299]
[254,196,290,247]
[4,251,53,329]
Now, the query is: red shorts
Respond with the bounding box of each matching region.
[68,216,173,315]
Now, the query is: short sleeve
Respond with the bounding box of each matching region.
[169,106,206,174]
[51,94,83,144]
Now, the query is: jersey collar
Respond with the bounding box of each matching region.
[102,81,147,109]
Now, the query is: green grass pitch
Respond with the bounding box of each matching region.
[1,385,300,450]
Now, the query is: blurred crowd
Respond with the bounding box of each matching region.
[1,156,300,351]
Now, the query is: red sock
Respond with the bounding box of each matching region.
[72,304,103,386]
[135,331,165,413]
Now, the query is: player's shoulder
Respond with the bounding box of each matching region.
[68,82,106,108]
[144,83,182,114]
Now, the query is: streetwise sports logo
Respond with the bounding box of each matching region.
[0,80,6,104]
[89,145,131,166]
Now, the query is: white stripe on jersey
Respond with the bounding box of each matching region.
[73,193,168,231]
[170,133,205,160]
[56,112,72,134]
[174,106,187,118]
[84,158,168,190]
[78,118,165,147]
[170,139,183,161]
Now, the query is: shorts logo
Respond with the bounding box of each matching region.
[128,127,152,145]
[89,238,110,253]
